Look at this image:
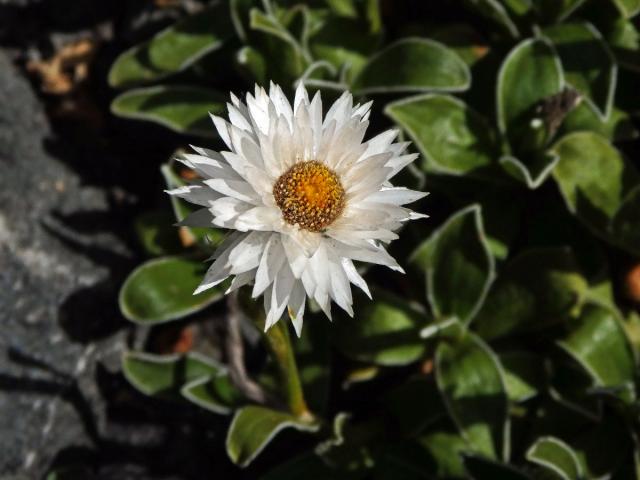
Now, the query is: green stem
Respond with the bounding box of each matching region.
[261,320,312,420]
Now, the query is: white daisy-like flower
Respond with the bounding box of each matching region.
[168,82,427,336]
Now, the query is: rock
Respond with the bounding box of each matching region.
[0,48,134,478]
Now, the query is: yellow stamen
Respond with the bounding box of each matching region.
[273,161,345,232]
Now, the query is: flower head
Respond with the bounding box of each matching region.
[168,82,427,335]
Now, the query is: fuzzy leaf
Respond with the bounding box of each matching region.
[111,86,225,138]
[421,205,495,325]
[558,304,636,403]
[561,101,638,142]
[526,437,584,480]
[435,332,509,460]
[611,0,640,18]
[385,94,499,176]
[460,0,519,37]
[474,247,587,340]
[122,351,225,397]
[352,38,470,94]
[108,5,232,88]
[333,289,427,366]
[119,256,226,324]
[544,22,616,119]
[180,375,244,415]
[551,131,640,256]
[226,406,319,468]
[497,38,563,152]
[500,352,545,403]
[134,210,183,257]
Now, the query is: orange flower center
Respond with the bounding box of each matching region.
[273,161,345,232]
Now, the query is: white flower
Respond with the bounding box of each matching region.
[168,82,427,336]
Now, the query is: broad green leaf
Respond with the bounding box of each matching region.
[180,375,244,415]
[500,351,545,402]
[236,46,267,84]
[309,13,380,81]
[134,210,183,257]
[526,437,584,480]
[499,151,559,189]
[249,7,310,84]
[503,0,533,16]
[551,132,640,256]
[497,38,564,152]
[119,256,226,324]
[611,0,640,18]
[544,23,616,119]
[561,101,638,142]
[430,24,490,66]
[532,0,587,22]
[423,205,495,325]
[475,248,587,340]
[122,351,223,397]
[463,455,532,479]
[111,86,224,138]
[460,0,519,37]
[108,5,232,88]
[435,332,509,460]
[385,94,499,176]
[226,406,319,467]
[414,431,469,478]
[333,289,427,366]
[352,38,470,94]
[558,303,636,403]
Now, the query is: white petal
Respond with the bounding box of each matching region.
[365,187,428,205]
[226,269,256,293]
[341,258,371,299]
[288,280,306,337]
[204,178,259,204]
[166,183,220,206]
[234,206,281,231]
[253,234,286,297]
[228,231,269,274]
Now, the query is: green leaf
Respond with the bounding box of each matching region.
[119,256,226,324]
[430,24,490,67]
[558,303,636,403]
[500,352,545,403]
[611,0,640,18]
[226,406,319,468]
[385,94,499,176]
[497,38,564,152]
[544,22,616,119]
[108,5,232,88]
[499,152,560,189]
[352,38,470,94]
[414,430,469,478]
[474,247,587,340]
[561,101,638,142]
[526,437,584,480]
[551,131,640,256]
[435,332,509,460]
[180,375,244,415]
[111,86,225,138]
[236,46,267,84]
[532,0,587,23]
[333,289,427,366]
[134,210,183,257]
[460,0,519,37]
[422,205,495,325]
[122,351,223,397]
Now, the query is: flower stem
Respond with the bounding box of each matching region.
[261,320,312,420]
